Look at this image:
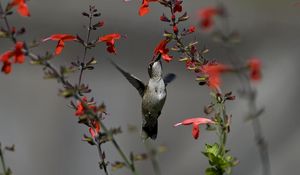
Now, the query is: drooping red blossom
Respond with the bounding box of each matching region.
[174,117,215,139]
[99,33,121,54]
[198,7,220,30]
[139,0,158,16]
[1,61,12,74]
[248,58,262,81]
[75,97,97,116]
[154,39,173,62]
[0,41,25,74]
[200,63,231,90]
[9,0,30,17]
[89,120,100,138]
[43,34,77,55]
[173,0,183,13]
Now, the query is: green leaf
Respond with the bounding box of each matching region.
[205,167,219,175]
[82,134,96,145]
[205,143,219,157]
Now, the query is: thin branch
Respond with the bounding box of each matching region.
[0,144,8,175]
[78,7,93,86]
[144,141,161,175]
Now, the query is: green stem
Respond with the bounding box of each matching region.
[144,141,161,175]
[217,102,227,156]
[0,146,7,175]
[78,10,93,86]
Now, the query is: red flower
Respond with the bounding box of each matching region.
[1,41,25,74]
[248,58,262,81]
[173,0,183,13]
[99,33,121,54]
[154,39,173,62]
[1,61,12,74]
[139,0,158,16]
[89,120,100,138]
[200,63,230,90]
[9,0,30,17]
[188,25,196,33]
[174,117,215,139]
[43,34,77,55]
[75,97,96,116]
[198,7,219,30]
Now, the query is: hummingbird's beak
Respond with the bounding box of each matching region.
[155,54,162,62]
[149,54,161,64]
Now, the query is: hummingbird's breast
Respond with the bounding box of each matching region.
[142,78,166,119]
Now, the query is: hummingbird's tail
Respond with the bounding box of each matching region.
[142,120,158,140]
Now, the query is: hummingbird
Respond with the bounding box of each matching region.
[110,54,176,140]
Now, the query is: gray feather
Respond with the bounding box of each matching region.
[110,60,146,97]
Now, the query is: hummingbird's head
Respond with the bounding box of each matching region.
[148,54,163,78]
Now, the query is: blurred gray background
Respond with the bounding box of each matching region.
[0,0,299,174]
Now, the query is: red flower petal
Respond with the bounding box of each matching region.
[138,0,158,16]
[198,7,219,30]
[139,3,149,16]
[192,123,200,139]
[14,42,25,63]
[201,63,231,90]
[162,54,172,62]
[99,33,121,42]
[248,58,262,81]
[199,7,218,19]
[1,61,12,74]
[10,0,30,17]
[100,33,121,54]
[55,40,65,55]
[201,18,213,29]
[0,51,14,62]
[17,2,30,17]
[43,34,76,42]
[154,39,168,55]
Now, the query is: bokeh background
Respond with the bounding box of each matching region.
[1,0,299,174]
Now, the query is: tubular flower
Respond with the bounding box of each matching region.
[248,58,262,81]
[1,41,25,74]
[174,117,215,139]
[75,97,96,116]
[99,33,121,54]
[89,120,100,138]
[9,0,30,17]
[139,0,158,16]
[198,7,220,30]
[43,34,77,55]
[154,39,173,62]
[200,63,231,90]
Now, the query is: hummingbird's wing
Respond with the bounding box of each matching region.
[110,60,146,97]
[163,73,176,86]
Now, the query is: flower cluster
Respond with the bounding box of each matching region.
[0,42,25,74]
